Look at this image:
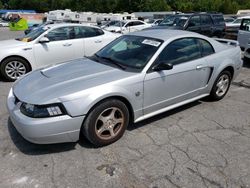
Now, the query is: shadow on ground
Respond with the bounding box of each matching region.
[8,101,202,155]
[8,118,94,155]
[128,101,201,130]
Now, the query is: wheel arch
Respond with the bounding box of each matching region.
[78,95,135,140]
[221,66,234,79]
[84,95,135,124]
[0,55,32,71]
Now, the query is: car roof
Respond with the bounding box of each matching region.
[237,16,250,19]
[127,29,204,41]
[45,23,100,29]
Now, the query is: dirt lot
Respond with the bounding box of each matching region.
[0,27,250,188]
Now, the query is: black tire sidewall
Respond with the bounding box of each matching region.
[210,70,232,101]
[82,99,129,147]
[0,57,30,81]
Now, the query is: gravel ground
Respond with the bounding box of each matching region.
[0,27,250,188]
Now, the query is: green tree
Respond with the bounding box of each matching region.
[3,0,250,14]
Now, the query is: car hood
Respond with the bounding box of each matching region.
[13,58,136,104]
[0,39,29,49]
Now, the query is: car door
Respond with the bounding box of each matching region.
[132,21,148,31]
[186,15,201,34]
[200,15,213,37]
[124,21,134,33]
[143,38,211,115]
[33,26,83,68]
[238,18,250,49]
[80,26,106,56]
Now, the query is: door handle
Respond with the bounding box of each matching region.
[196,65,206,70]
[95,40,102,43]
[63,43,72,47]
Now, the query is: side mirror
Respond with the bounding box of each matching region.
[39,37,50,43]
[152,63,173,71]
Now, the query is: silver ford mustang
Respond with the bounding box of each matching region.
[7,30,242,146]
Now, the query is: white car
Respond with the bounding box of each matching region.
[147,19,163,26]
[226,16,250,27]
[0,20,9,27]
[104,20,152,34]
[0,23,120,81]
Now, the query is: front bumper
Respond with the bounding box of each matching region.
[7,88,85,144]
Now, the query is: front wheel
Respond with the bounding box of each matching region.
[82,99,129,147]
[209,70,232,101]
[0,57,31,81]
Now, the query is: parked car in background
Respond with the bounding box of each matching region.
[225,16,250,40]
[0,23,120,81]
[104,20,152,34]
[99,20,121,29]
[146,19,163,26]
[226,17,245,27]
[150,12,226,38]
[237,17,250,61]
[24,21,65,35]
[224,17,235,23]
[0,19,9,27]
[7,30,242,146]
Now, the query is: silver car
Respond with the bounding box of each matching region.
[7,30,242,146]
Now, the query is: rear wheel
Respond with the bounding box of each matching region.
[82,99,129,147]
[0,57,31,81]
[209,70,232,101]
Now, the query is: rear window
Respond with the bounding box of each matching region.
[212,14,225,25]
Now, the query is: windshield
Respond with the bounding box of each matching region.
[94,35,163,72]
[233,19,242,24]
[113,21,126,27]
[159,15,190,27]
[16,26,47,42]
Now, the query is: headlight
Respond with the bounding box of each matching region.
[20,103,67,118]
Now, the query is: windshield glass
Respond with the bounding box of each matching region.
[159,15,190,27]
[113,21,126,27]
[233,19,242,24]
[94,35,163,71]
[16,26,47,42]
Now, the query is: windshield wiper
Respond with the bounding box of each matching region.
[95,54,126,70]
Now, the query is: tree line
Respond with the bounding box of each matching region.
[0,0,250,14]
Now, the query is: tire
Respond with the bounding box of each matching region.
[244,56,250,63]
[0,57,31,82]
[209,70,232,101]
[82,99,129,147]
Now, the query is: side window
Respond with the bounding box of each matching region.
[46,27,74,41]
[198,39,215,57]
[188,16,200,27]
[201,15,213,25]
[133,21,144,26]
[125,22,134,27]
[240,19,250,31]
[95,28,104,35]
[157,38,201,65]
[78,27,104,38]
[212,15,225,25]
[74,26,84,39]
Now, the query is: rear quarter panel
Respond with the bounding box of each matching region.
[205,42,242,92]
